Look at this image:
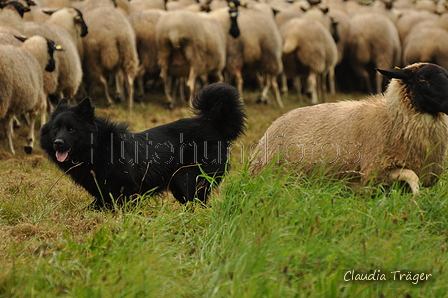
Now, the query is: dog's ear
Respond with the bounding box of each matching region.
[55,98,69,109]
[75,97,95,119]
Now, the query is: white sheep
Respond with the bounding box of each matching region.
[403,14,448,71]
[24,7,88,104]
[0,0,28,36]
[250,63,448,193]
[156,4,240,108]
[225,5,284,108]
[79,1,139,111]
[279,17,338,104]
[347,12,401,94]
[0,35,62,155]
[128,8,166,99]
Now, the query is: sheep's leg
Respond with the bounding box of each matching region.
[281,73,288,93]
[235,68,243,96]
[328,67,336,95]
[40,96,47,127]
[256,72,265,89]
[173,77,187,103]
[3,118,15,155]
[293,76,303,103]
[99,74,114,106]
[270,74,284,109]
[161,67,174,109]
[125,72,135,112]
[306,72,318,105]
[186,67,197,107]
[24,111,37,154]
[259,74,271,104]
[389,168,420,194]
[136,65,145,98]
[319,73,328,103]
[115,71,125,102]
[354,65,372,93]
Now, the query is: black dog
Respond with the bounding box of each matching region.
[40,83,246,209]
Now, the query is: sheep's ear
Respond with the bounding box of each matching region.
[25,0,37,6]
[14,35,28,42]
[43,10,56,16]
[376,68,412,81]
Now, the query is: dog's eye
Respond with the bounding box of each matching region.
[69,127,76,133]
[53,127,59,133]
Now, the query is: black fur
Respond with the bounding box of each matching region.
[40,83,246,209]
[377,63,448,116]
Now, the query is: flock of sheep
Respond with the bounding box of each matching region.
[1,0,448,192]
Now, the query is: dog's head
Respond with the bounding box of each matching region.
[40,98,97,164]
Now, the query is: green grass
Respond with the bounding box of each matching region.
[1,91,448,297]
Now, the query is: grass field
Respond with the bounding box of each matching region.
[0,88,447,297]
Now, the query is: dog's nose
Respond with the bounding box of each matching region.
[54,139,64,147]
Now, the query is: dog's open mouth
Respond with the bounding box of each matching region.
[56,150,70,162]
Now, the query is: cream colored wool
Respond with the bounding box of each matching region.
[250,63,448,193]
[0,36,52,154]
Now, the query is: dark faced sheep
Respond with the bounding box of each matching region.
[225,4,284,108]
[250,63,448,194]
[24,7,88,105]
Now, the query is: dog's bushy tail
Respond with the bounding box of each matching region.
[193,82,246,141]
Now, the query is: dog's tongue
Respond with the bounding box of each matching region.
[56,151,69,162]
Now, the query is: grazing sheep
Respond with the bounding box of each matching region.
[80,2,139,110]
[156,3,241,108]
[347,12,401,94]
[279,17,338,104]
[24,7,88,104]
[250,63,448,193]
[0,35,62,155]
[128,8,166,99]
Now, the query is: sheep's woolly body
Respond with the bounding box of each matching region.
[250,63,448,191]
[156,8,231,106]
[0,36,49,154]
[403,16,448,71]
[226,7,284,107]
[347,12,401,94]
[280,17,337,104]
[24,8,85,99]
[81,5,138,110]
[396,10,437,45]
[0,4,25,34]
[128,9,165,97]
